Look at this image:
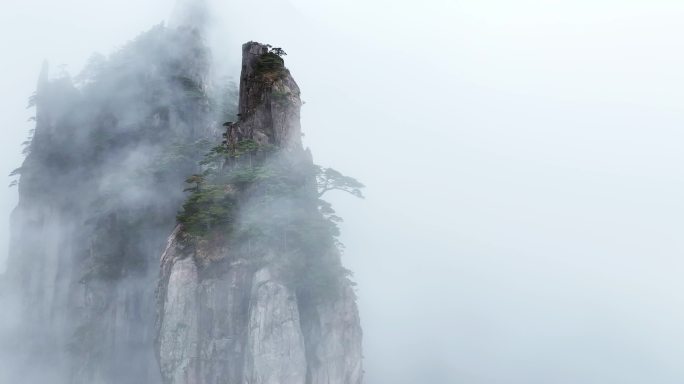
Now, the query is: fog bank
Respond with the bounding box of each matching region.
[3,1,684,383]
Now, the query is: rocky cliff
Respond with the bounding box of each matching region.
[1,25,217,384]
[0,18,362,383]
[156,42,363,384]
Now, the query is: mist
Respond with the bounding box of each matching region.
[3,0,684,383]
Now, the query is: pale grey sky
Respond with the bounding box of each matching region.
[3,1,684,383]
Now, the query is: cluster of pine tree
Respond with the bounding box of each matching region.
[176,118,364,302]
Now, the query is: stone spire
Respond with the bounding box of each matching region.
[232,42,303,151]
[156,42,363,384]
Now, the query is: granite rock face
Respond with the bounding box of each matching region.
[156,42,363,384]
[244,267,307,384]
[302,284,364,384]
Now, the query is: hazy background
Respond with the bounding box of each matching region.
[3,0,684,383]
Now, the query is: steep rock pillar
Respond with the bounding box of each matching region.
[157,42,363,384]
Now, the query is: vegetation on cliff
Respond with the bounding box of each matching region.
[4,24,232,383]
[175,48,364,300]
[176,132,363,300]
